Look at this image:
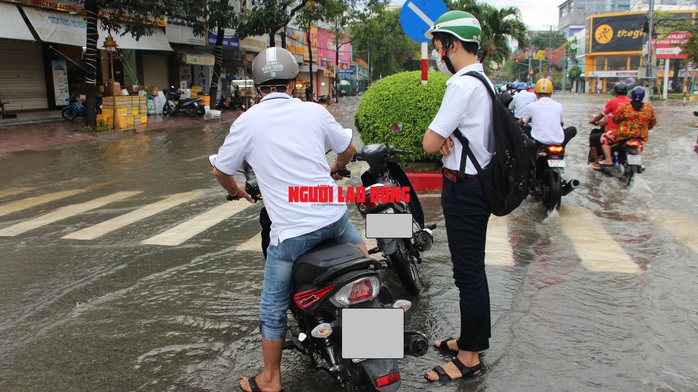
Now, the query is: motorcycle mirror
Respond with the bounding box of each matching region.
[391,121,403,134]
[208,154,217,167]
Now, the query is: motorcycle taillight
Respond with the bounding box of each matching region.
[375,372,400,387]
[357,200,387,214]
[330,276,380,307]
[627,139,643,147]
[547,145,564,155]
[294,284,337,310]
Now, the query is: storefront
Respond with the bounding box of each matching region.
[0,2,47,111]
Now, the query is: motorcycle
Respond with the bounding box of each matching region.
[215,96,245,111]
[351,122,436,295]
[208,154,429,392]
[62,95,102,121]
[587,136,645,186]
[529,144,580,214]
[162,87,206,117]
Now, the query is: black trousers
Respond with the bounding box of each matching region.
[441,176,491,352]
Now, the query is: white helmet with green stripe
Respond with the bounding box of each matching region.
[425,10,482,45]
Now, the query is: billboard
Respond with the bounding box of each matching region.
[588,13,647,53]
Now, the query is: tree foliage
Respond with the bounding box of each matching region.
[349,7,420,80]
[529,31,567,52]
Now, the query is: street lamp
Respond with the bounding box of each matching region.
[103,36,118,129]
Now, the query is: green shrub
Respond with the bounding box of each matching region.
[79,119,112,133]
[354,71,449,162]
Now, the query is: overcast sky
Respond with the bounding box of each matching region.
[389,0,561,31]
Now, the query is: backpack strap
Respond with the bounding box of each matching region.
[452,71,494,178]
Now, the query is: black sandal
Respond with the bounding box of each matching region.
[434,337,459,352]
[424,357,482,383]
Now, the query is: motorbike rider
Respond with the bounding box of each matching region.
[422,10,490,383]
[588,82,630,169]
[508,81,537,120]
[211,46,367,392]
[518,79,577,147]
[599,86,657,165]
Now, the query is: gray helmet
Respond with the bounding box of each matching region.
[251,47,299,85]
[614,82,627,96]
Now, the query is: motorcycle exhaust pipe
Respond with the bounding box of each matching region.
[561,179,581,196]
[404,331,429,357]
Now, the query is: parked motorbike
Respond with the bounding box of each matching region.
[62,95,102,121]
[215,96,245,111]
[587,137,645,186]
[208,154,429,392]
[162,87,206,117]
[351,122,436,295]
[529,144,580,214]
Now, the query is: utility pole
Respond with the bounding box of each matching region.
[646,0,655,98]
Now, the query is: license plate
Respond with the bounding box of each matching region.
[548,159,566,168]
[627,155,642,165]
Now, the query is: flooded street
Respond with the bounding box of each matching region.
[1,92,697,391]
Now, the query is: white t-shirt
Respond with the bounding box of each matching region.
[427,63,494,175]
[508,90,537,119]
[520,97,565,145]
[214,93,350,245]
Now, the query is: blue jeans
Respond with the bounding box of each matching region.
[259,210,363,341]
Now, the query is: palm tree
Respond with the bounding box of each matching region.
[449,1,529,74]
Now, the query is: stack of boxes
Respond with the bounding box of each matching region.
[98,95,148,129]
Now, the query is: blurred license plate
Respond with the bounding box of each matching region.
[627,155,642,165]
[548,159,566,168]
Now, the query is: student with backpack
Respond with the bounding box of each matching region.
[421,10,492,383]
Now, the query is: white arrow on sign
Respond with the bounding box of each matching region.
[656,47,682,55]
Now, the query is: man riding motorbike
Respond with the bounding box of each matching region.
[518,79,576,147]
[588,82,630,169]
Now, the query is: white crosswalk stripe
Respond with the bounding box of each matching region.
[62,191,203,240]
[0,189,86,218]
[0,191,142,236]
[141,201,255,246]
[0,187,34,200]
[486,216,515,266]
[559,205,641,274]
[649,210,698,254]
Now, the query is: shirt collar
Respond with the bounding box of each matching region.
[260,92,291,102]
[447,63,484,85]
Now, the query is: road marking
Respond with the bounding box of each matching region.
[0,189,86,218]
[0,187,34,199]
[0,191,142,236]
[62,191,202,240]
[559,205,640,273]
[141,201,255,246]
[486,216,515,266]
[236,232,264,252]
[649,210,698,254]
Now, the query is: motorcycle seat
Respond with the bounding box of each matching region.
[293,239,381,286]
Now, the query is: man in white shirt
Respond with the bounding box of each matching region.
[508,82,537,119]
[212,47,366,392]
[518,79,576,147]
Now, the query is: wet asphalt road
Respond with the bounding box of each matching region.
[1,93,697,391]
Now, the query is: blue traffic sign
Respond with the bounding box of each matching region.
[400,0,448,42]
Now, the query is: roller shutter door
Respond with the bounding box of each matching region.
[0,38,48,111]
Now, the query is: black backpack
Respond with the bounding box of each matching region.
[452,71,536,216]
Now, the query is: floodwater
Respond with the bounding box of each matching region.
[0,92,697,391]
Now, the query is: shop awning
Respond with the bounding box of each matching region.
[22,6,172,51]
[0,3,35,41]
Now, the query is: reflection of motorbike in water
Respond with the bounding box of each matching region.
[208,155,429,392]
[529,144,579,214]
[694,111,698,154]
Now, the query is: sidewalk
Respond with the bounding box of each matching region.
[0,110,242,154]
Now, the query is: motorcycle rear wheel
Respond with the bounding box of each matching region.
[62,107,78,121]
[621,164,634,187]
[542,170,562,214]
[388,239,422,295]
[196,106,206,117]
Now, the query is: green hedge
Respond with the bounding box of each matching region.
[354,71,450,162]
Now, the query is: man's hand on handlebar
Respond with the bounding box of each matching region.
[227,184,254,203]
[330,161,350,180]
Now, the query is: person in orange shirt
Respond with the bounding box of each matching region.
[599,86,657,165]
[589,83,630,169]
